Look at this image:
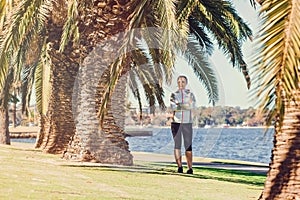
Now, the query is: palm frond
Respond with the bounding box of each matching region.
[0,68,14,107]
[0,0,14,30]
[135,0,186,83]
[251,0,300,127]
[0,0,53,90]
[127,0,148,30]
[14,28,43,86]
[134,38,164,85]
[21,40,51,115]
[128,70,143,119]
[192,0,252,88]
[143,83,156,114]
[140,29,169,82]
[183,34,219,105]
[97,57,124,125]
[249,0,259,8]
[97,0,181,125]
[59,0,79,52]
[129,64,166,115]
[131,43,168,110]
[21,64,35,114]
[156,0,187,82]
[128,44,168,115]
[152,82,166,111]
[218,1,253,41]
[176,0,197,25]
[188,16,214,55]
[34,41,51,115]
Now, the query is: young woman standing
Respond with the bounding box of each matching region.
[170,75,196,174]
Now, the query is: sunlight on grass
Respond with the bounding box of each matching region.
[0,143,264,200]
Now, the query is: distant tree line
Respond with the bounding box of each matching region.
[193,106,266,127]
[127,105,267,127]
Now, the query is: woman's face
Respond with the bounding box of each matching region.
[177,77,187,90]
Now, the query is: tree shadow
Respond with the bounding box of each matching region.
[63,161,265,187]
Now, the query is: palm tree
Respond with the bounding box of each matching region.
[0,0,252,165]
[0,0,20,145]
[250,0,300,199]
[0,69,13,144]
[1,0,170,160]
[62,1,186,165]
[62,0,253,165]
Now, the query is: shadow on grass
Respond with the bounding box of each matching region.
[63,161,266,187]
[152,162,266,186]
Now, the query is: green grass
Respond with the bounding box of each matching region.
[151,163,266,186]
[0,143,264,200]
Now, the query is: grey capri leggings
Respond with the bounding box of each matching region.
[171,122,193,151]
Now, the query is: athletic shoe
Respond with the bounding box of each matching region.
[187,168,193,174]
[177,166,183,173]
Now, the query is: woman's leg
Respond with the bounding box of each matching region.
[171,123,183,172]
[174,149,182,171]
[185,151,192,171]
[183,123,193,173]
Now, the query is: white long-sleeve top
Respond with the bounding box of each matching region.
[170,89,196,124]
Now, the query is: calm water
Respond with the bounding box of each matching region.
[13,127,274,164]
[126,127,274,164]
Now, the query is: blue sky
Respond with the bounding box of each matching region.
[165,0,260,109]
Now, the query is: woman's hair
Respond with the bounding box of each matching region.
[177,75,188,83]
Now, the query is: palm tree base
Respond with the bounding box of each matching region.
[63,133,133,166]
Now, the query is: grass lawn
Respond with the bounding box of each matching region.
[0,142,264,200]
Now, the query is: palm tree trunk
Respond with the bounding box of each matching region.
[37,52,78,154]
[35,0,79,153]
[35,114,49,148]
[0,106,10,144]
[259,95,300,199]
[63,59,133,165]
[12,101,17,127]
[38,0,135,163]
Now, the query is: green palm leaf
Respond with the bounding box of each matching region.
[192,0,252,88]
[0,0,14,30]
[0,68,14,107]
[97,0,182,124]
[184,34,219,105]
[0,0,52,90]
[188,16,214,55]
[59,0,79,52]
[251,0,300,126]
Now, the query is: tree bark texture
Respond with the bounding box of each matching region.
[259,96,300,200]
[62,45,133,165]
[38,52,78,154]
[0,106,10,144]
[38,0,135,165]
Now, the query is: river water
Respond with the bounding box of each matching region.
[12,127,274,164]
[126,127,274,164]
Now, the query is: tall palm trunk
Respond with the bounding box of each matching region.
[63,50,133,165]
[0,106,10,144]
[259,94,300,199]
[35,0,82,153]
[38,0,135,161]
[37,52,78,154]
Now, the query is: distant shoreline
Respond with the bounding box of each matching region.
[126,125,274,129]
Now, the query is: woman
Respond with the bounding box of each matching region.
[170,75,196,174]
